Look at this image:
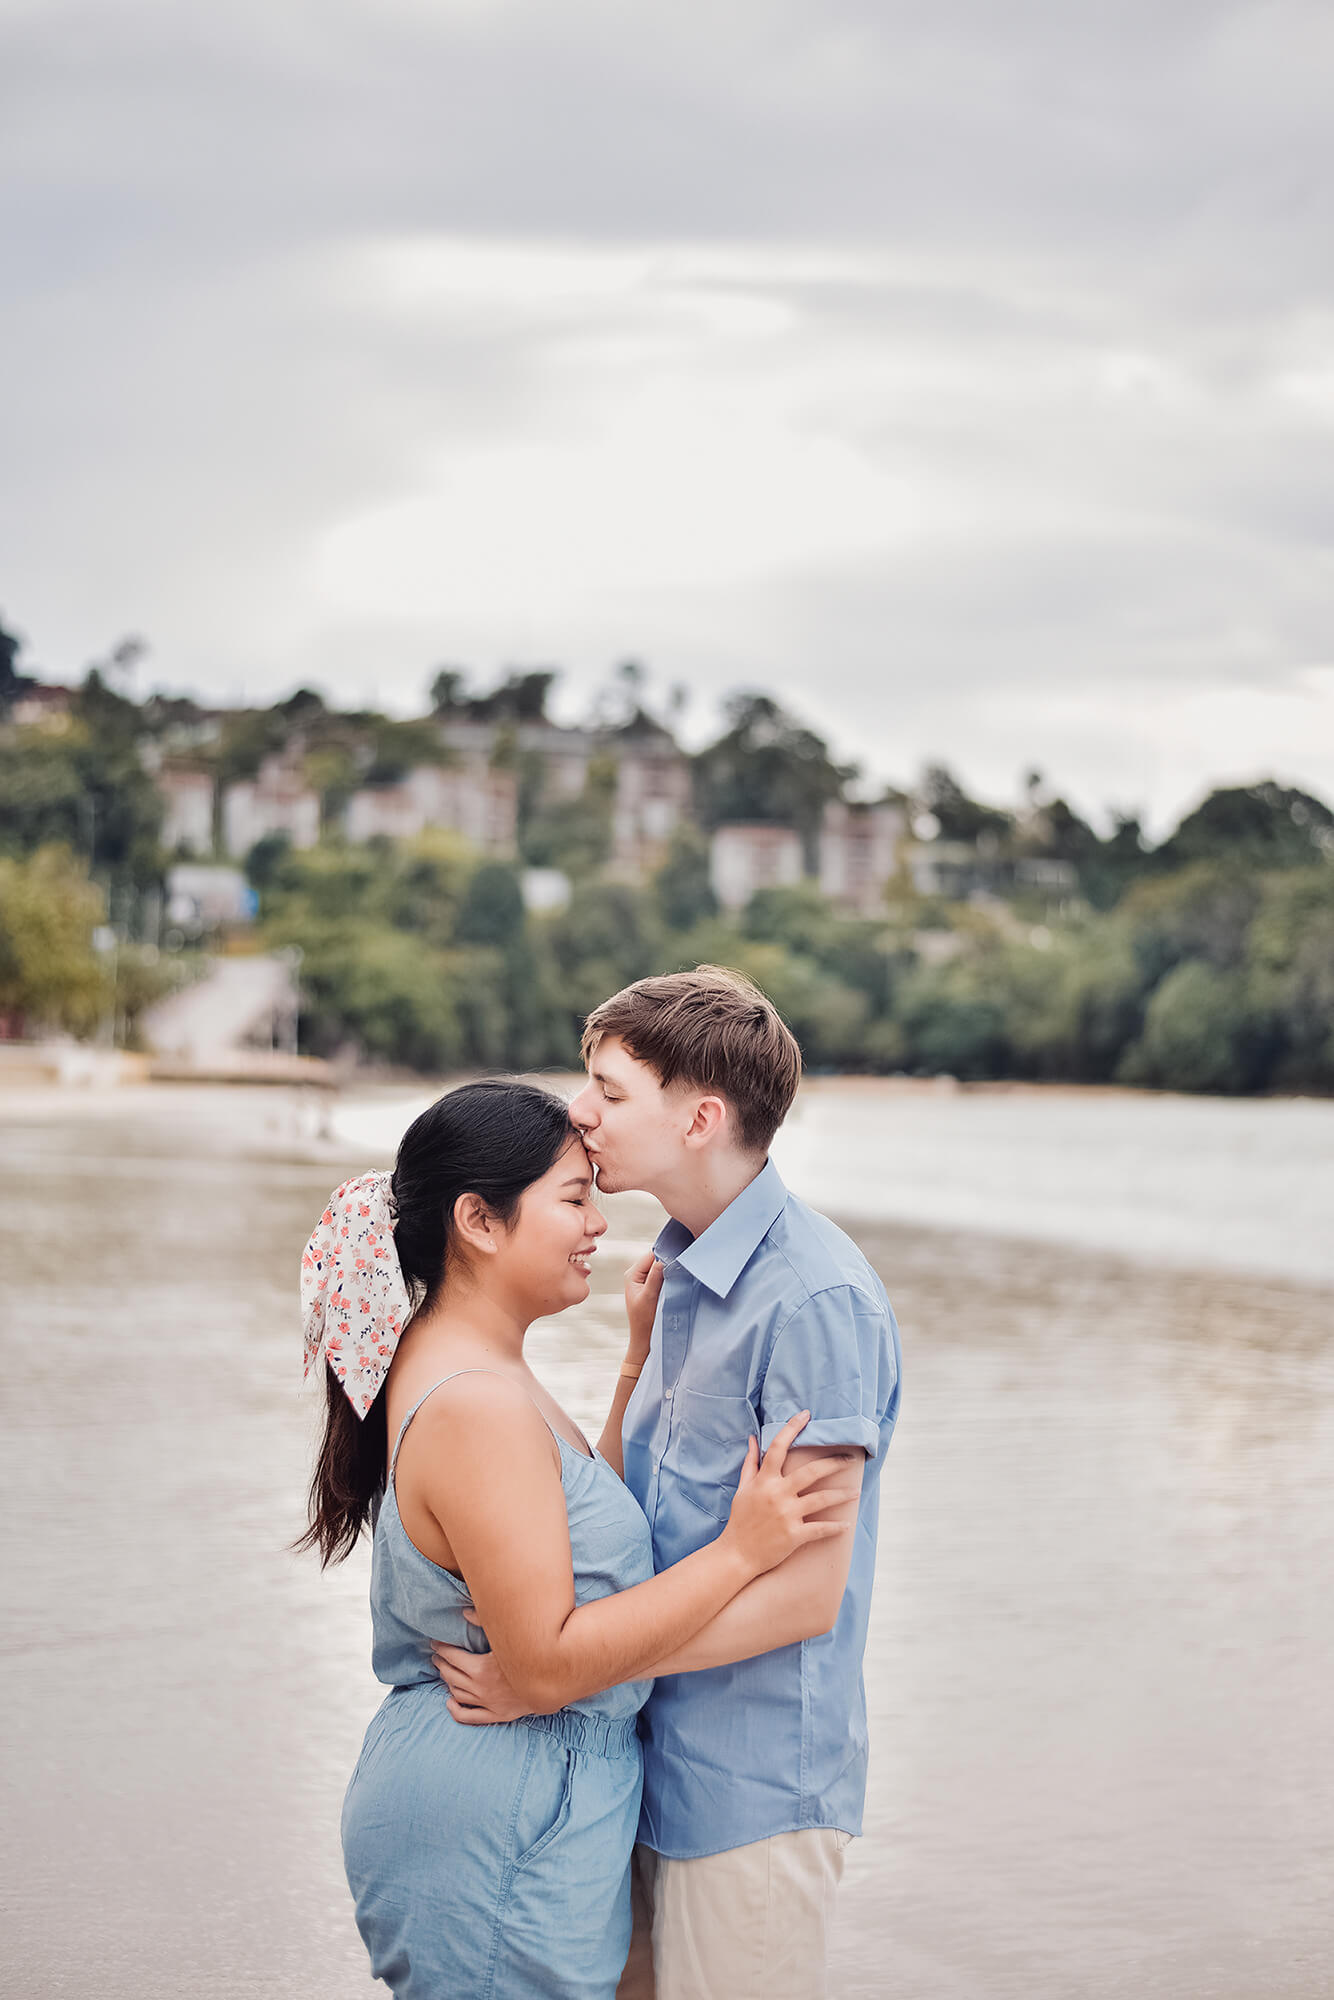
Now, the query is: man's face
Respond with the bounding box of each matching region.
[568,1036,692,1197]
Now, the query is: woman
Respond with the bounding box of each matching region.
[299,1079,851,1999]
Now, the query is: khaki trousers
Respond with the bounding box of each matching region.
[617,1830,850,2000]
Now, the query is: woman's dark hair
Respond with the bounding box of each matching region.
[297,1078,575,1566]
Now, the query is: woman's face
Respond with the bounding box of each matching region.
[502,1135,608,1318]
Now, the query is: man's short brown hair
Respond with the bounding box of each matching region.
[580,965,802,1154]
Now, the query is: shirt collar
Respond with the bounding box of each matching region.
[653,1157,789,1300]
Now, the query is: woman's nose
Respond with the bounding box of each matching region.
[589,1206,609,1239]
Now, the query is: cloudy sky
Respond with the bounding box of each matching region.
[4,0,1332,829]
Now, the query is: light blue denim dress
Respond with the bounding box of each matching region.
[341,1373,655,1999]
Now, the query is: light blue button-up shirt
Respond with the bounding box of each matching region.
[622,1157,900,1859]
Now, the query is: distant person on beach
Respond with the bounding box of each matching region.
[433,969,902,2000]
[299,1077,852,1999]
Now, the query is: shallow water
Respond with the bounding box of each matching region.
[1,1082,1331,1998]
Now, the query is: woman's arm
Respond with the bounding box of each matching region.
[435,1447,864,1718]
[640,1447,864,1671]
[410,1372,852,1714]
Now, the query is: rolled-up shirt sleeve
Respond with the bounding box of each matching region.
[758,1285,895,1457]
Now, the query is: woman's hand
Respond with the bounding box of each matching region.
[433,1616,540,1725]
[623,1250,665,1364]
[721,1412,857,1579]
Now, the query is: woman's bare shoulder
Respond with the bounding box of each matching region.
[399,1368,555,1461]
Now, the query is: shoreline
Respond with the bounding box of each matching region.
[3,1075,1329,1301]
[1,1065,1329,1110]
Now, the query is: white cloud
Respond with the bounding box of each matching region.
[2,0,1332,827]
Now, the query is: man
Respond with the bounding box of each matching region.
[435,966,901,1999]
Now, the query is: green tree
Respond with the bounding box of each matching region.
[0,616,33,712]
[1120,863,1261,982]
[992,927,1144,1081]
[0,731,88,853]
[1247,869,1334,1089]
[454,863,527,947]
[918,765,1012,845]
[1118,961,1268,1093]
[363,719,452,785]
[654,826,717,931]
[0,845,107,1033]
[465,671,557,723]
[891,956,1010,1079]
[548,882,665,1016]
[521,755,616,877]
[291,924,466,1070]
[244,832,292,889]
[429,668,469,715]
[382,832,475,947]
[1160,781,1334,871]
[692,694,854,865]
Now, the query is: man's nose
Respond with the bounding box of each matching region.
[569,1087,595,1130]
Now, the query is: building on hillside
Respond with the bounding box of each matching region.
[343,764,517,853]
[710,823,804,912]
[164,864,256,933]
[904,839,991,901]
[8,683,75,731]
[437,716,601,799]
[1014,857,1078,895]
[222,755,320,858]
[610,727,693,877]
[1013,855,1079,916]
[436,711,692,878]
[158,769,215,855]
[818,800,907,915]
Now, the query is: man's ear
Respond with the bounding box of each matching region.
[452,1190,500,1254]
[682,1094,729,1149]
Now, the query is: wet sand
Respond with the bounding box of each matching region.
[1,1084,1331,1997]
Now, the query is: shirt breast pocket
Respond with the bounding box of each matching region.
[674,1389,759,1525]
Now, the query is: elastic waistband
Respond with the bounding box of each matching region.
[518,1708,641,1760]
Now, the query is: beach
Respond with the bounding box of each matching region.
[1,1079,1331,1998]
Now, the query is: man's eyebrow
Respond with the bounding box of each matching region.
[590,1066,621,1086]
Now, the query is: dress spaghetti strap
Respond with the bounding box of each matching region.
[387,1369,588,1481]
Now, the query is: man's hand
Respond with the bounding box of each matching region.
[431,1615,543,1724]
[623,1248,664,1364]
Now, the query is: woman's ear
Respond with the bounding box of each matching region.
[452,1190,499,1254]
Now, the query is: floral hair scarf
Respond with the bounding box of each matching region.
[301,1171,412,1417]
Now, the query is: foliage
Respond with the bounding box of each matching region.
[653,826,717,931]
[1120,863,1261,980]
[891,958,1009,1080]
[454,862,526,947]
[520,755,617,877]
[1246,869,1334,1090]
[0,845,107,1033]
[1117,962,1267,1094]
[1159,781,1334,871]
[3,606,1331,1094]
[0,680,163,899]
[691,694,854,862]
[363,719,452,786]
[919,764,1012,845]
[0,616,31,711]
